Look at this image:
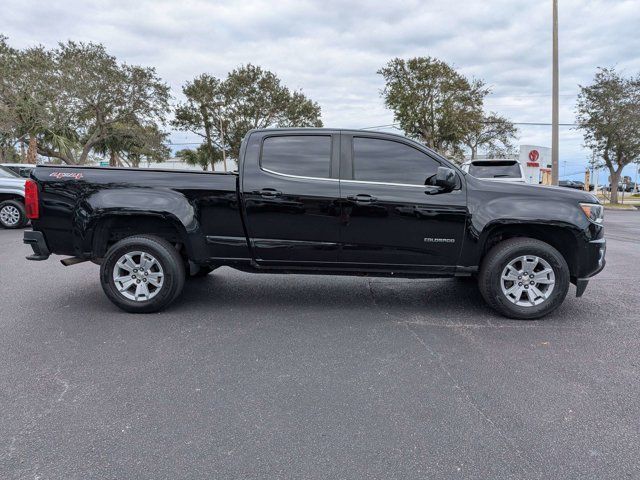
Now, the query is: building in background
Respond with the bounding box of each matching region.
[518,145,551,185]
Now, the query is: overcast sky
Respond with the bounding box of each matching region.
[2,0,639,180]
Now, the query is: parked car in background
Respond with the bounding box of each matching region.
[460,160,527,183]
[559,180,594,191]
[604,182,636,192]
[24,128,606,320]
[0,165,28,229]
[0,163,35,178]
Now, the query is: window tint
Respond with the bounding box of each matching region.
[261,135,331,178]
[352,137,440,185]
[468,161,521,179]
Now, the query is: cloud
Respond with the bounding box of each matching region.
[1,0,639,178]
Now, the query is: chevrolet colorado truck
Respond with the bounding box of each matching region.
[23,128,606,319]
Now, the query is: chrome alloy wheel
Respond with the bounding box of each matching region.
[112,251,164,301]
[0,205,20,226]
[500,255,555,307]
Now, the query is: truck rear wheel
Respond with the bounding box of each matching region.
[100,235,185,313]
[0,200,28,229]
[478,238,570,320]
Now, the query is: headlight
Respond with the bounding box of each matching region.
[580,203,604,224]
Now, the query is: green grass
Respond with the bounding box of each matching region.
[601,203,637,209]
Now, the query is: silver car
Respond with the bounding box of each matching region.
[0,165,28,229]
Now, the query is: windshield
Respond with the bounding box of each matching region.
[468,161,521,179]
[0,165,21,178]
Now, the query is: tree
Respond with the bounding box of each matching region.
[173,74,224,171]
[124,125,170,168]
[0,38,20,163]
[0,37,76,164]
[0,39,170,166]
[576,68,640,204]
[463,112,518,159]
[176,145,222,171]
[94,122,170,167]
[173,64,322,169]
[378,56,488,157]
[0,141,19,163]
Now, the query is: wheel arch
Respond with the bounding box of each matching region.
[74,187,209,263]
[0,192,24,203]
[88,213,194,261]
[479,222,581,277]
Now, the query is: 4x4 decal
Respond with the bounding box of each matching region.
[49,172,84,180]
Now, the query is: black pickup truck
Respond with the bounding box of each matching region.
[23,128,606,319]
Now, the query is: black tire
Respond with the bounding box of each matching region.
[478,238,570,320]
[100,235,185,313]
[189,265,216,278]
[0,200,28,229]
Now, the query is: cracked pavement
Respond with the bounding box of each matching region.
[1,210,639,479]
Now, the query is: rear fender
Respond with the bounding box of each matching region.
[76,188,208,262]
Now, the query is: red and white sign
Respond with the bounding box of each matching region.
[519,145,551,184]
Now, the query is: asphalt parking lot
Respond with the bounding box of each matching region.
[1,210,639,480]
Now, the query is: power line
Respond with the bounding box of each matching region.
[487,93,577,98]
[512,122,577,126]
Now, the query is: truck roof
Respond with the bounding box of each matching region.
[245,127,447,160]
[247,127,408,137]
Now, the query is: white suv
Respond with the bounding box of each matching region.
[461,160,527,183]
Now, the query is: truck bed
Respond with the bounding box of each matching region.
[31,165,244,261]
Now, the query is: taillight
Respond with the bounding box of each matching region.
[25,179,39,219]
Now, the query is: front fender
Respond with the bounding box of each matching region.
[470,196,588,238]
[459,194,591,267]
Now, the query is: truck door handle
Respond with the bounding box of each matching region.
[257,188,282,198]
[347,194,377,204]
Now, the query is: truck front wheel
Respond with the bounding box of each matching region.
[478,238,570,320]
[100,235,185,313]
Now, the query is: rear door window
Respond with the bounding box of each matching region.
[261,135,331,179]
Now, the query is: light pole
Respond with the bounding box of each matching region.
[551,0,559,185]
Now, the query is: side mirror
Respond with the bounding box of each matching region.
[435,167,456,191]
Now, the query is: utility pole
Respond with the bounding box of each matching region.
[214,101,228,173]
[219,115,227,173]
[551,0,559,185]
